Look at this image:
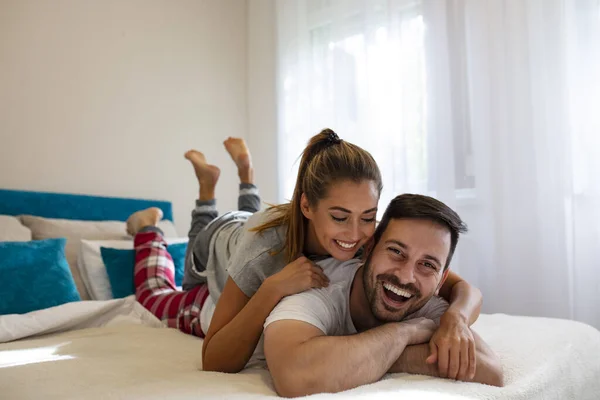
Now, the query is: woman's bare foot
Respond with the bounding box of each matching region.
[126,207,163,236]
[184,150,221,200]
[223,137,253,184]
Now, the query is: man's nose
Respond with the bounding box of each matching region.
[395,263,416,284]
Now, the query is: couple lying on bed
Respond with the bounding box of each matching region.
[126,129,503,396]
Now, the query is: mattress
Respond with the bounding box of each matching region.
[1,297,599,399]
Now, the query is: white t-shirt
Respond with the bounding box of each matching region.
[248,258,450,367]
[241,257,360,367]
[198,257,357,346]
[264,258,362,336]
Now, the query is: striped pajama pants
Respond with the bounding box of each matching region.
[134,183,260,337]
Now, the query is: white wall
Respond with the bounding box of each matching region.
[0,0,248,233]
[247,0,279,204]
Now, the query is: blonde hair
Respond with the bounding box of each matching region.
[253,129,383,262]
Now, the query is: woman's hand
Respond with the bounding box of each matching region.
[263,256,329,298]
[426,311,476,381]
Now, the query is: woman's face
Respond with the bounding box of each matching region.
[301,179,379,261]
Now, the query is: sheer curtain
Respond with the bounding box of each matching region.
[276,0,600,327]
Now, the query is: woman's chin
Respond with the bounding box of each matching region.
[329,240,361,261]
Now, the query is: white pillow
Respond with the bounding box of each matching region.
[0,215,31,242]
[77,237,189,300]
[20,215,179,300]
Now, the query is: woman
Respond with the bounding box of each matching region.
[128,129,481,378]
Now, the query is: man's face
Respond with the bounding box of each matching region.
[363,218,451,322]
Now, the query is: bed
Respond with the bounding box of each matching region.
[1,189,599,399]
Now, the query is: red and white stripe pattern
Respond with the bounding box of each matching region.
[134,231,209,337]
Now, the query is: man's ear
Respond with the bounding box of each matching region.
[435,269,450,295]
[300,193,312,220]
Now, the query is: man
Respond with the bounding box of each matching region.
[262,194,504,397]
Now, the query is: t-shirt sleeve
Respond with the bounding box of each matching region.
[264,290,337,335]
[228,251,270,298]
[225,211,287,298]
[405,296,450,325]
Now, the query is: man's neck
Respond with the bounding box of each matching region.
[349,265,380,332]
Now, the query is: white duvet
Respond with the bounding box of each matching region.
[1,297,599,400]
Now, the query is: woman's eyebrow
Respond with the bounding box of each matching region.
[328,206,377,214]
[328,206,351,213]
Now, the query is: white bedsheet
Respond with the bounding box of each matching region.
[1,297,599,399]
[0,296,163,343]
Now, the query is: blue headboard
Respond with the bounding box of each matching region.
[0,189,173,222]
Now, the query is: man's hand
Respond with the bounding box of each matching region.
[426,311,476,380]
[402,318,437,346]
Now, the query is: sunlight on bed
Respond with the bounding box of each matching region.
[0,343,74,369]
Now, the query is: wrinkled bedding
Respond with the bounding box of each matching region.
[1,296,599,399]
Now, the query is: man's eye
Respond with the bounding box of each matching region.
[387,247,403,256]
[423,262,437,270]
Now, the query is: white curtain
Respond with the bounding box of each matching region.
[276,0,600,327]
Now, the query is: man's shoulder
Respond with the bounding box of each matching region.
[310,258,361,311]
[265,286,338,335]
[264,259,360,333]
[404,296,449,323]
[316,258,362,283]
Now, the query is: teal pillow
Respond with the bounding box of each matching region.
[0,238,81,315]
[101,243,187,299]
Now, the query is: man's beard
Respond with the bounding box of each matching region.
[362,253,431,322]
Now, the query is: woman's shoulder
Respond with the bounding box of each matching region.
[227,209,288,290]
[245,208,287,240]
[233,208,287,257]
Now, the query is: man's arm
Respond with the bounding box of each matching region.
[389,330,504,387]
[438,271,482,326]
[264,318,435,398]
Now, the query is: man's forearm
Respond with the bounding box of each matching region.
[269,323,411,397]
[389,343,437,375]
[389,333,504,387]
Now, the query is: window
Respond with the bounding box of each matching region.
[277,0,475,211]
